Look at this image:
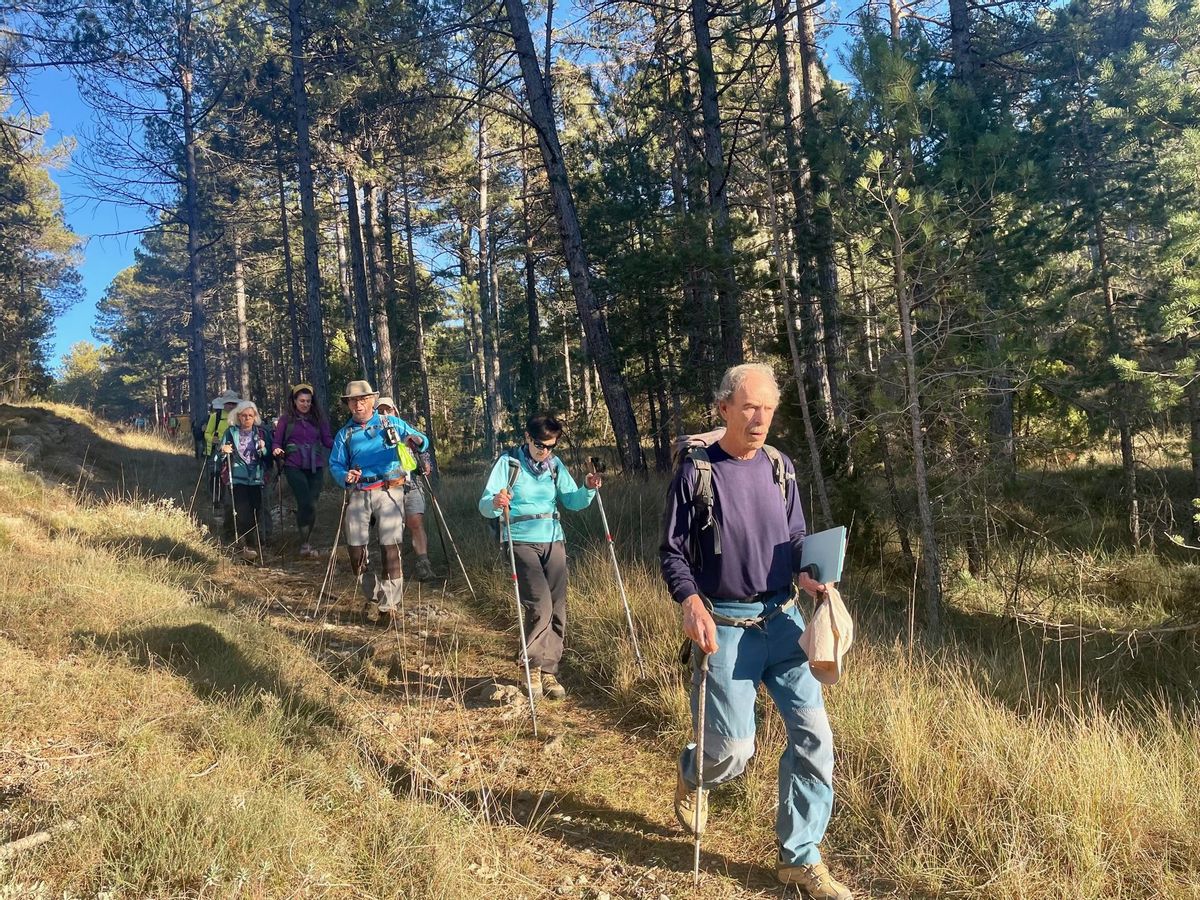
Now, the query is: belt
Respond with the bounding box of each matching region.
[704,590,796,629]
[358,477,406,491]
[509,511,559,524]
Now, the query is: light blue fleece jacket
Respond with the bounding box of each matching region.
[478,447,596,543]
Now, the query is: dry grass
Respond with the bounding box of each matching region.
[435,466,1200,898]
[0,452,513,898]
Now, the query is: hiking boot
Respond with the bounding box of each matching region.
[540,671,566,700]
[776,861,852,899]
[673,767,707,835]
[520,662,543,699]
[414,555,435,581]
[240,546,258,562]
[365,601,381,624]
[299,543,314,559]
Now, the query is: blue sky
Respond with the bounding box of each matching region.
[19,67,151,371]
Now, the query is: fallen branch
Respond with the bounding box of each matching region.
[1011,611,1200,644]
[0,819,79,860]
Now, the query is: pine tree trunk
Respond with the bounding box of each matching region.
[771,0,832,422]
[520,128,543,409]
[287,0,328,403]
[178,13,208,424]
[795,0,845,428]
[362,177,394,398]
[502,0,646,469]
[331,190,361,373]
[398,157,437,474]
[232,223,251,399]
[1189,365,1200,543]
[759,107,832,526]
[477,112,503,456]
[893,213,943,638]
[273,123,303,385]
[690,0,743,366]
[345,169,377,387]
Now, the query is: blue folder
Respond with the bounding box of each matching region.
[800,526,847,584]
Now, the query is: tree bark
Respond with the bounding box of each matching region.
[273,123,303,385]
[362,177,394,398]
[288,0,328,403]
[520,126,543,410]
[398,157,437,474]
[477,112,504,456]
[178,5,207,424]
[502,0,645,469]
[345,169,377,387]
[232,222,251,399]
[772,0,832,422]
[331,189,361,373]
[690,0,743,366]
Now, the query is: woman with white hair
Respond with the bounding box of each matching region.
[219,400,270,561]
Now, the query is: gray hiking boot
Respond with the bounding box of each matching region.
[540,671,566,700]
[776,861,853,899]
[414,555,435,581]
[674,767,707,835]
[522,664,543,699]
[365,601,381,624]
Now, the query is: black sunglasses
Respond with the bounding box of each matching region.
[531,438,558,451]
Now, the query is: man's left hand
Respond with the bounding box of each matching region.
[406,436,423,451]
[797,571,827,598]
[585,473,602,490]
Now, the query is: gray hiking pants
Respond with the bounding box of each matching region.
[345,484,405,611]
[510,541,568,674]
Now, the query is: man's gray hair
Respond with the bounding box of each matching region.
[714,363,781,404]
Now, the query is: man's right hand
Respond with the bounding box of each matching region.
[492,489,511,510]
[681,594,718,655]
[273,447,285,458]
[345,468,362,485]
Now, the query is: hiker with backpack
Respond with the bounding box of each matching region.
[375,397,435,582]
[218,400,272,562]
[329,380,429,623]
[659,363,850,900]
[477,413,602,701]
[272,383,334,559]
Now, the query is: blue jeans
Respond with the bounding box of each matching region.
[679,592,834,866]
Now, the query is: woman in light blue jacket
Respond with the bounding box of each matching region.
[478,413,601,700]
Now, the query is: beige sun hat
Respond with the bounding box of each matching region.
[375,396,397,412]
[211,389,240,410]
[341,380,378,400]
[799,585,854,686]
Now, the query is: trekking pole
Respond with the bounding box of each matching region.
[693,648,709,887]
[313,488,351,621]
[225,445,241,558]
[503,459,538,736]
[419,471,477,602]
[589,456,646,679]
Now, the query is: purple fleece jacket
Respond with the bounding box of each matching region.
[271,414,334,471]
[659,442,808,603]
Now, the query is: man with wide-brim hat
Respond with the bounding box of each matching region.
[329,379,429,622]
[205,389,242,456]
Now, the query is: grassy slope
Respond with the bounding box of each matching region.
[2,404,1198,898]
[0,405,513,898]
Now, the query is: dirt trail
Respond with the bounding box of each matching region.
[222,546,794,900]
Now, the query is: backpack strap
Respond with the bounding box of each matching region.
[686,446,721,559]
[761,444,793,502]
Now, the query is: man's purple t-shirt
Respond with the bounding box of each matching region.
[659,442,808,603]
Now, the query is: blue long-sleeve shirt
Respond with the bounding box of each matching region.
[659,442,807,603]
[478,447,596,543]
[329,413,428,489]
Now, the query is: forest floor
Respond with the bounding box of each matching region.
[3,403,1198,899]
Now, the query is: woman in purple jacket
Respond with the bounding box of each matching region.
[272,383,334,558]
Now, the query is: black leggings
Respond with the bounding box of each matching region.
[231,484,263,546]
[284,467,325,530]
